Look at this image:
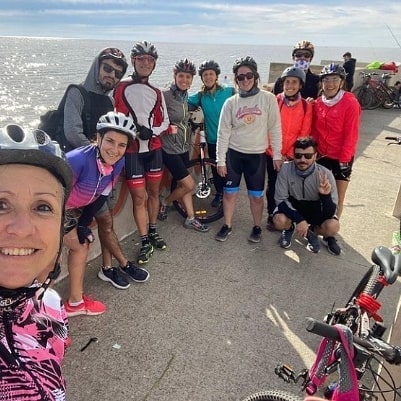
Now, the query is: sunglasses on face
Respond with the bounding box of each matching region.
[134,55,155,63]
[294,52,312,59]
[294,152,315,160]
[101,63,124,79]
[237,72,255,81]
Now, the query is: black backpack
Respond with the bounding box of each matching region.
[38,84,91,152]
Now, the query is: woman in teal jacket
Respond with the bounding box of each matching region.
[188,60,235,208]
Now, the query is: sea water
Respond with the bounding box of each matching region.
[0,36,400,128]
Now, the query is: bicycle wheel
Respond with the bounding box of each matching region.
[241,389,303,401]
[358,355,401,401]
[172,158,224,224]
[353,86,374,109]
[382,87,395,109]
[366,90,383,109]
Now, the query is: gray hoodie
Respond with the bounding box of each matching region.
[63,49,116,148]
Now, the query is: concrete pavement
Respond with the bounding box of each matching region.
[57,107,401,401]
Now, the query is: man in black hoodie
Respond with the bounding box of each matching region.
[342,52,356,91]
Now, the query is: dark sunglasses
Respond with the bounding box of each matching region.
[237,72,255,81]
[294,52,312,59]
[294,152,315,160]
[101,63,124,79]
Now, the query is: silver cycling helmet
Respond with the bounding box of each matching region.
[96,111,136,140]
[0,124,73,198]
[281,66,306,84]
[198,60,221,76]
[320,63,347,79]
[131,41,158,60]
[174,58,196,76]
[0,124,73,302]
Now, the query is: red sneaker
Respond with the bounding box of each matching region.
[64,295,106,317]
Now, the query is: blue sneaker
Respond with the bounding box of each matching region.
[322,236,341,255]
[98,267,130,290]
[120,261,149,282]
[279,223,295,248]
[306,230,320,253]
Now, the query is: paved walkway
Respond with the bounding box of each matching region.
[57,107,401,401]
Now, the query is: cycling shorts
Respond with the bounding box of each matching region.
[317,156,354,181]
[224,148,266,197]
[95,187,118,217]
[162,150,190,181]
[125,149,163,189]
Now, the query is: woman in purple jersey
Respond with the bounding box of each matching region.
[62,111,146,318]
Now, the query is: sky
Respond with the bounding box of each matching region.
[2,0,401,49]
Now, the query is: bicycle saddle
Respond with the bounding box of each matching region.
[371,246,401,284]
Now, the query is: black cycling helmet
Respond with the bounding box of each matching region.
[99,47,128,74]
[292,40,315,58]
[96,111,136,141]
[320,63,347,79]
[232,56,258,74]
[131,41,158,60]
[198,60,221,77]
[0,124,72,199]
[174,58,196,76]
[281,66,306,84]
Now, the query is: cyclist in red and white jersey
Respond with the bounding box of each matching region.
[114,41,170,265]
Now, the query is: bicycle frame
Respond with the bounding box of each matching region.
[242,246,401,401]
[194,129,212,199]
[170,113,224,223]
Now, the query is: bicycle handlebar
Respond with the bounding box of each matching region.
[305,317,401,365]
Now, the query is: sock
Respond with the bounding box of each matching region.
[148,223,157,234]
[102,265,112,271]
[140,234,149,245]
[68,299,84,307]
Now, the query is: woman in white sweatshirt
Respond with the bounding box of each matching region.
[216,56,282,243]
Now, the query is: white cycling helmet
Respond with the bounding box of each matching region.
[0,124,73,198]
[96,111,136,140]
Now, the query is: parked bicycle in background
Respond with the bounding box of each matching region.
[353,71,399,110]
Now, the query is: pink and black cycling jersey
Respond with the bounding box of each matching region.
[0,286,68,400]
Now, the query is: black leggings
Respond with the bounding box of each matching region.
[265,154,278,216]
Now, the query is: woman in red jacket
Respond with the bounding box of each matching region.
[265,66,312,230]
[312,63,361,254]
